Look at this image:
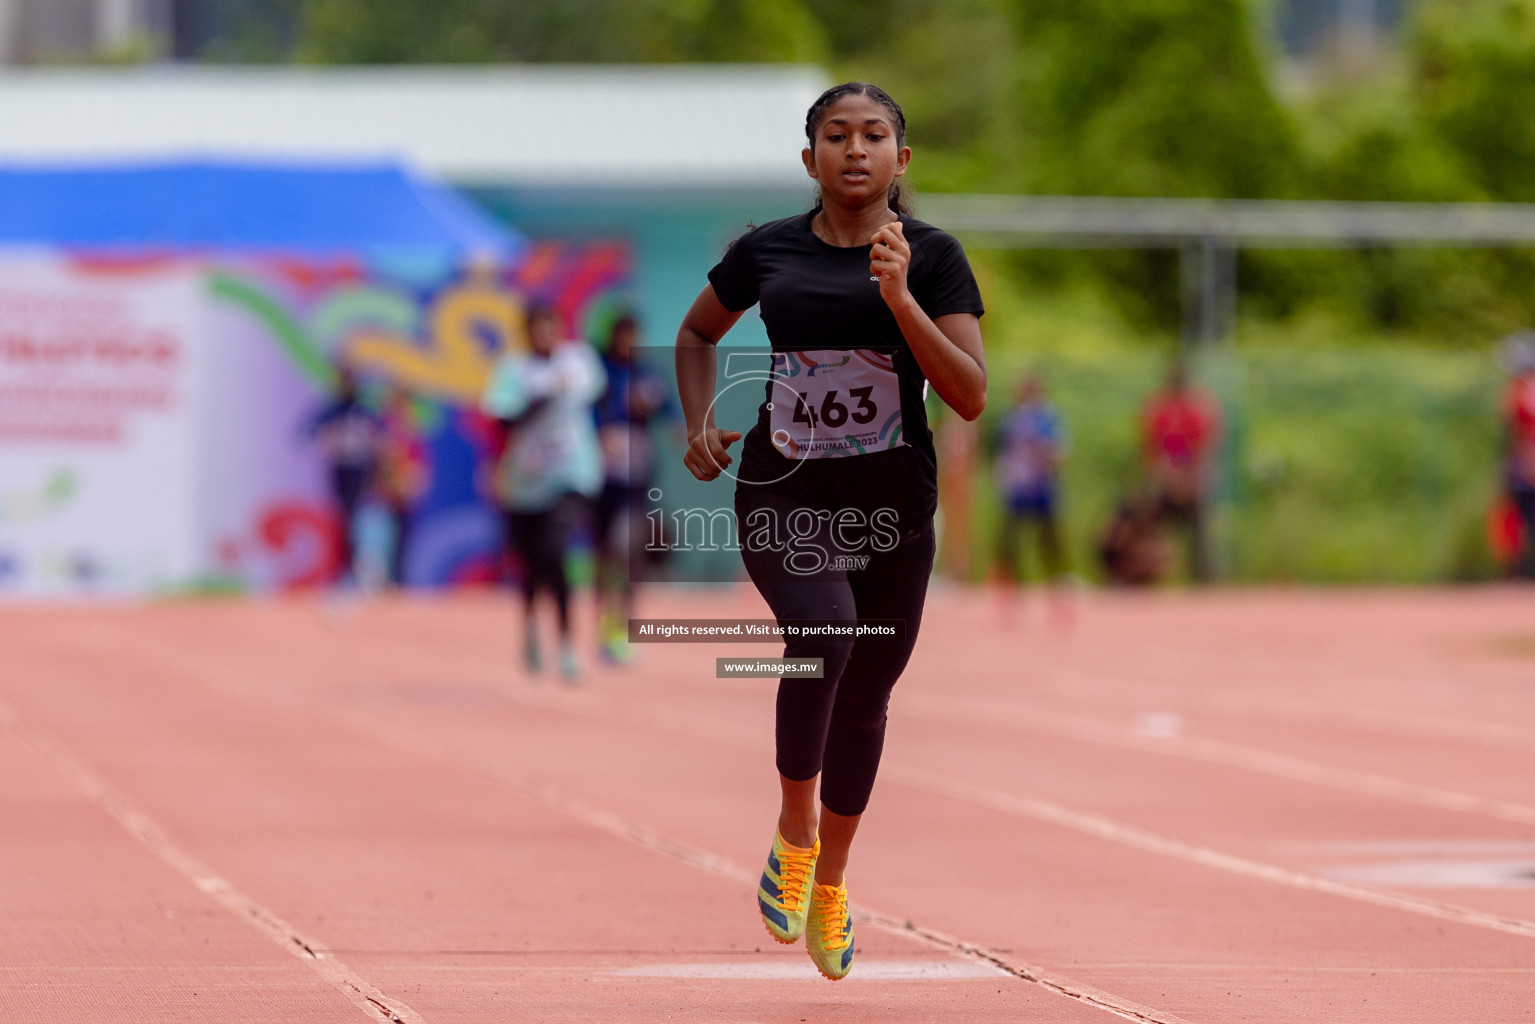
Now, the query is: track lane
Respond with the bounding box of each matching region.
[0,704,394,1024]
[8,588,1535,1022]
[0,605,1120,1024]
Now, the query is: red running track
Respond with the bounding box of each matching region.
[3,584,1535,1022]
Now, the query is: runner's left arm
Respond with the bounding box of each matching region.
[870,222,986,420]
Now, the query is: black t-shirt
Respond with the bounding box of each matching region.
[707,210,984,528]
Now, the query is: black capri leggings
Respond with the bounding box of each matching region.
[735,487,935,817]
[505,492,588,636]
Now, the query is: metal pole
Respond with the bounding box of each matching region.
[1209,238,1237,346]
[170,0,198,59]
[1179,236,1237,582]
[1180,240,1204,354]
[1181,237,1236,349]
[96,0,137,52]
[1206,239,1238,583]
[0,0,24,64]
[1201,236,1220,345]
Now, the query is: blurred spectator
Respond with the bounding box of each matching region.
[376,385,431,587]
[992,374,1068,591]
[305,366,382,585]
[1501,332,1535,579]
[1142,362,1222,583]
[481,303,606,681]
[1099,495,1173,586]
[592,313,680,664]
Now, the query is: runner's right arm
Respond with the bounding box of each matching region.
[675,284,745,482]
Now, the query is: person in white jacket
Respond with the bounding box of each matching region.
[482,303,606,680]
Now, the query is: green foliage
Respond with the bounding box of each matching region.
[1223,345,1502,582]
[295,0,829,63]
[1300,66,1475,202]
[1412,0,1535,202]
[274,0,1535,216]
[1008,0,1302,199]
[1276,0,1535,337]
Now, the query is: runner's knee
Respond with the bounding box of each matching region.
[785,634,855,682]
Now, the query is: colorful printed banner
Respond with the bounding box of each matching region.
[0,253,203,596]
[0,242,631,597]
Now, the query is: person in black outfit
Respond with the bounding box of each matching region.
[674,82,986,980]
[305,367,382,585]
[592,313,680,662]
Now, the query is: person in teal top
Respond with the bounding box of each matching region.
[481,303,606,680]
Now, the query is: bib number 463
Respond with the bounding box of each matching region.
[791,386,877,429]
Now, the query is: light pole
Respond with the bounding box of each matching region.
[169,0,198,59]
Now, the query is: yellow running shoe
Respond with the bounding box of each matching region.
[806,880,854,980]
[758,833,819,943]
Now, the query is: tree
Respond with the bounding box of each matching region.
[295,0,828,64]
[1008,0,1302,199]
[1411,0,1535,202]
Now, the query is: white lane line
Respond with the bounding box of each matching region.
[0,699,425,1024]
[497,687,1535,947]
[606,960,1007,980]
[1321,857,1535,889]
[1066,963,1535,974]
[901,692,1535,827]
[475,758,1192,1024]
[342,713,1193,1024]
[890,764,1535,942]
[1033,664,1535,755]
[1282,840,1535,857]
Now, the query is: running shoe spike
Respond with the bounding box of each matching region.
[806,880,854,980]
[758,833,818,944]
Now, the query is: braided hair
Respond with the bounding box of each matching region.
[804,82,910,215]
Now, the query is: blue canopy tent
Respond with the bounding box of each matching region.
[0,160,524,259]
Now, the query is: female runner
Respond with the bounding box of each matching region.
[674,82,986,980]
[482,303,606,681]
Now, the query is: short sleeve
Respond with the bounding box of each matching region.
[915,231,985,320]
[480,355,528,420]
[706,227,761,312]
[572,343,607,405]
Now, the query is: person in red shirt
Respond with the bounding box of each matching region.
[1141,362,1222,582]
[1502,334,1535,578]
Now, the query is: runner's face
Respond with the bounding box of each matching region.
[611,324,634,361]
[528,315,559,357]
[803,95,910,208]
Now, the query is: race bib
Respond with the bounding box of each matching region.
[768,349,904,459]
